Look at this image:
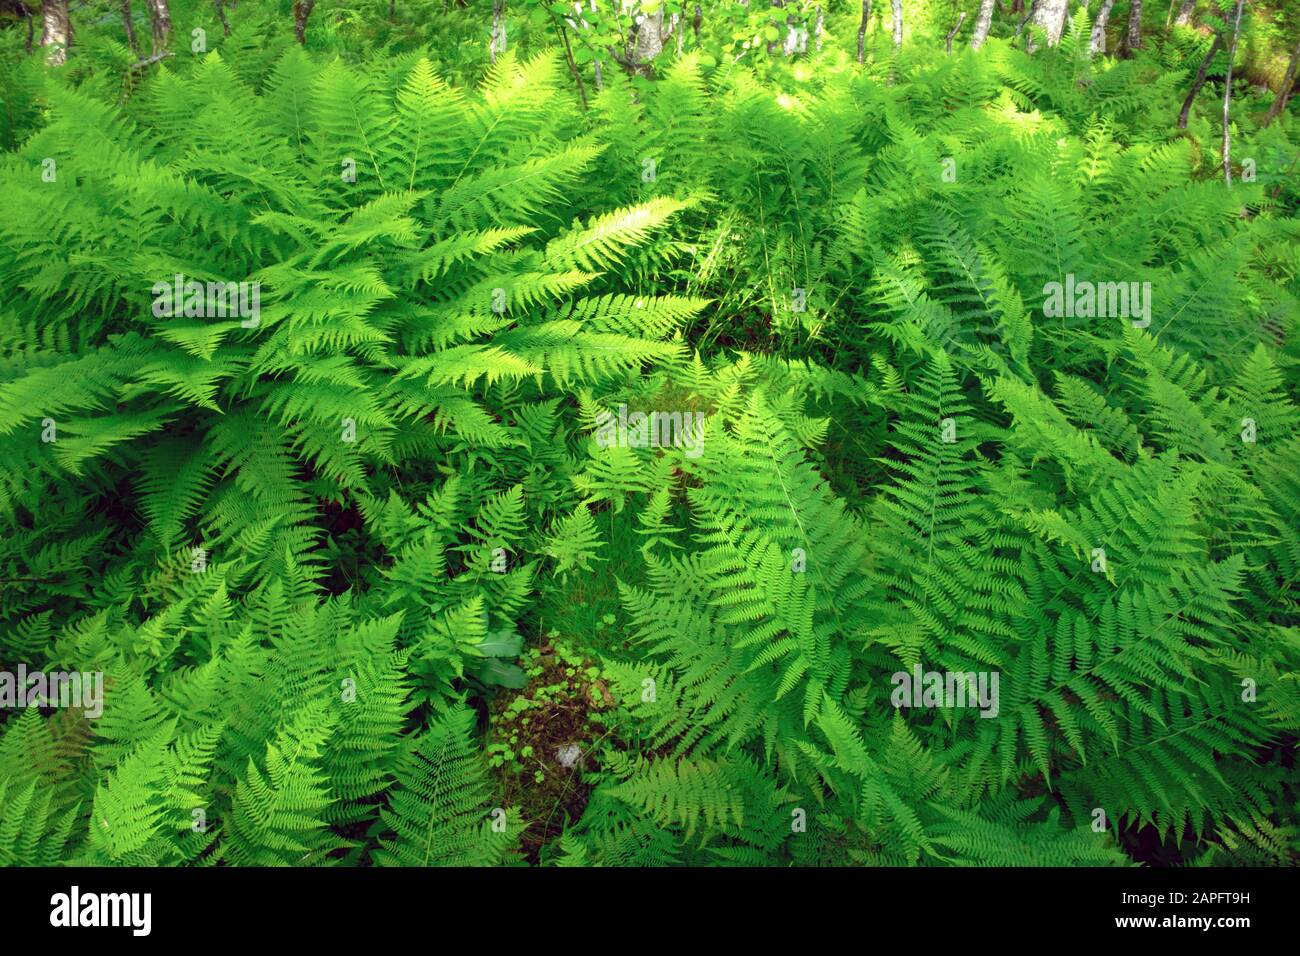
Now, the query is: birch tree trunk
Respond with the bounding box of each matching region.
[490,0,507,63]
[1177,32,1221,128]
[40,0,72,65]
[857,0,872,62]
[1122,0,1142,56]
[1174,0,1195,27]
[631,5,664,75]
[1264,38,1300,126]
[945,12,965,53]
[1222,0,1244,185]
[145,0,171,53]
[293,0,316,45]
[1089,0,1116,55]
[970,0,996,50]
[1028,0,1068,50]
[891,0,902,48]
[783,10,803,57]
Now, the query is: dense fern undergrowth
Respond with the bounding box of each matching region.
[1,0,1299,868]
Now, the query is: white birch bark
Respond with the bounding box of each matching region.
[1089,0,1116,55]
[1029,0,1070,49]
[146,0,171,53]
[971,0,996,50]
[1222,0,1245,185]
[40,0,72,65]
[490,0,507,64]
[1124,0,1143,54]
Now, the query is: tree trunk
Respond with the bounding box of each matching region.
[293,0,316,45]
[857,0,872,62]
[627,4,663,75]
[1222,0,1244,185]
[1121,0,1142,57]
[781,9,804,57]
[40,0,72,65]
[1177,32,1221,128]
[1088,0,1116,55]
[121,0,138,53]
[970,0,996,50]
[1028,0,1068,50]
[490,0,506,63]
[23,2,34,53]
[945,12,965,53]
[214,0,230,36]
[1264,37,1300,126]
[145,0,171,53]
[891,0,902,48]
[1173,0,1195,27]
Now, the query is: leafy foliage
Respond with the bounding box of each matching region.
[0,0,1297,868]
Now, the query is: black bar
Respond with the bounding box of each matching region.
[2,865,1286,942]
